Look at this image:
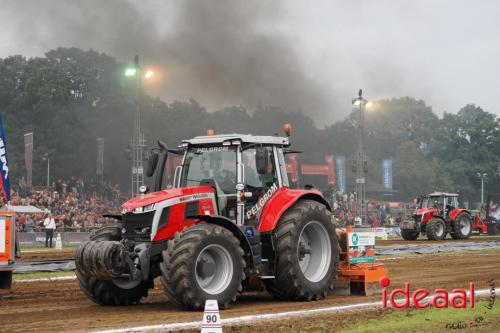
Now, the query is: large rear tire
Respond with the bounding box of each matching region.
[401,229,419,240]
[75,223,153,306]
[451,212,472,239]
[426,218,446,240]
[160,224,245,310]
[265,200,339,301]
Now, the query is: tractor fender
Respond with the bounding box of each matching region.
[193,215,257,274]
[448,209,470,222]
[258,187,331,233]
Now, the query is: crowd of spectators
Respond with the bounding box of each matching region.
[323,186,409,227]
[12,177,122,232]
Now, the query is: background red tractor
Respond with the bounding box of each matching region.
[399,192,473,240]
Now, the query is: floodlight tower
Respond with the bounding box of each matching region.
[353,89,368,224]
[125,55,146,197]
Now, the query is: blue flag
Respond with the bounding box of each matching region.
[335,156,346,193]
[382,158,392,190]
[0,115,10,201]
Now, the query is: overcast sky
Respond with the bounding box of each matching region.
[1,0,499,125]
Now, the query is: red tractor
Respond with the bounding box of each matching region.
[400,192,473,241]
[75,130,341,309]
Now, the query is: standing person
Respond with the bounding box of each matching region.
[43,213,56,248]
[25,215,35,233]
[327,184,337,209]
[380,204,387,226]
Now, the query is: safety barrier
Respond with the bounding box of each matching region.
[353,227,401,240]
[17,232,90,246]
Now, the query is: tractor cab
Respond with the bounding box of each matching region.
[173,134,290,226]
[420,192,459,218]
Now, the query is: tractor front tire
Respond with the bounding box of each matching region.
[160,224,245,310]
[75,223,153,306]
[401,229,419,240]
[451,213,472,240]
[426,218,446,240]
[265,200,339,301]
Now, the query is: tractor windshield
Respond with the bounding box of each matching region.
[180,146,237,193]
[420,196,440,209]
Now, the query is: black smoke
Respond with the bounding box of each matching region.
[3,0,336,123]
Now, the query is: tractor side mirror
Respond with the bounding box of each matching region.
[146,152,159,177]
[255,147,269,174]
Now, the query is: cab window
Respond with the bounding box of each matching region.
[242,147,277,190]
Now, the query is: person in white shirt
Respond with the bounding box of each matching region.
[43,213,56,248]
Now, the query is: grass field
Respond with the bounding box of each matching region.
[343,301,498,333]
[13,271,75,280]
[19,244,78,251]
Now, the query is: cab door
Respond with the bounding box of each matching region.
[241,147,280,226]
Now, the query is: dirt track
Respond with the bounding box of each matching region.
[2,251,499,333]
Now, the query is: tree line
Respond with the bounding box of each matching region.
[1,48,499,203]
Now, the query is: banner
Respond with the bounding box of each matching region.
[347,231,375,263]
[0,117,10,201]
[335,156,346,193]
[96,138,104,177]
[24,133,33,189]
[382,158,392,189]
[17,231,90,245]
[300,154,335,184]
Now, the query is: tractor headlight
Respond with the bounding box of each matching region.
[144,204,156,212]
[134,204,156,213]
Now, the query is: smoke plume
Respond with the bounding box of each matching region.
[2,0,335,123]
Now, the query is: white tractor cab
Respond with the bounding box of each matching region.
[172,133,293,226]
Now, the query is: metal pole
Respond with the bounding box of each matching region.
[354,89,366,225]
[47,157,50,187]
[130,55,145,197]
[481,177,484,205]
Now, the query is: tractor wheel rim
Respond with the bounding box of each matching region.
[195,244,233,295]
[112,277,142,289]
[460,217,471,235]
[297,221,332,283]
[436,222,444,237]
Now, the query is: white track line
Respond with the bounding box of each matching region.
[91,289,492,333]
[15,275,76,283]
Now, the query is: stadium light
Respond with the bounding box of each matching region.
[144,69,154,79]
[125,68,137,77]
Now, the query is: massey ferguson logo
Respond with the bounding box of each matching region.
[0,138,8,178]
[246,183,278,219]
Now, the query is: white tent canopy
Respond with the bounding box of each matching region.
[7,205,45,214]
